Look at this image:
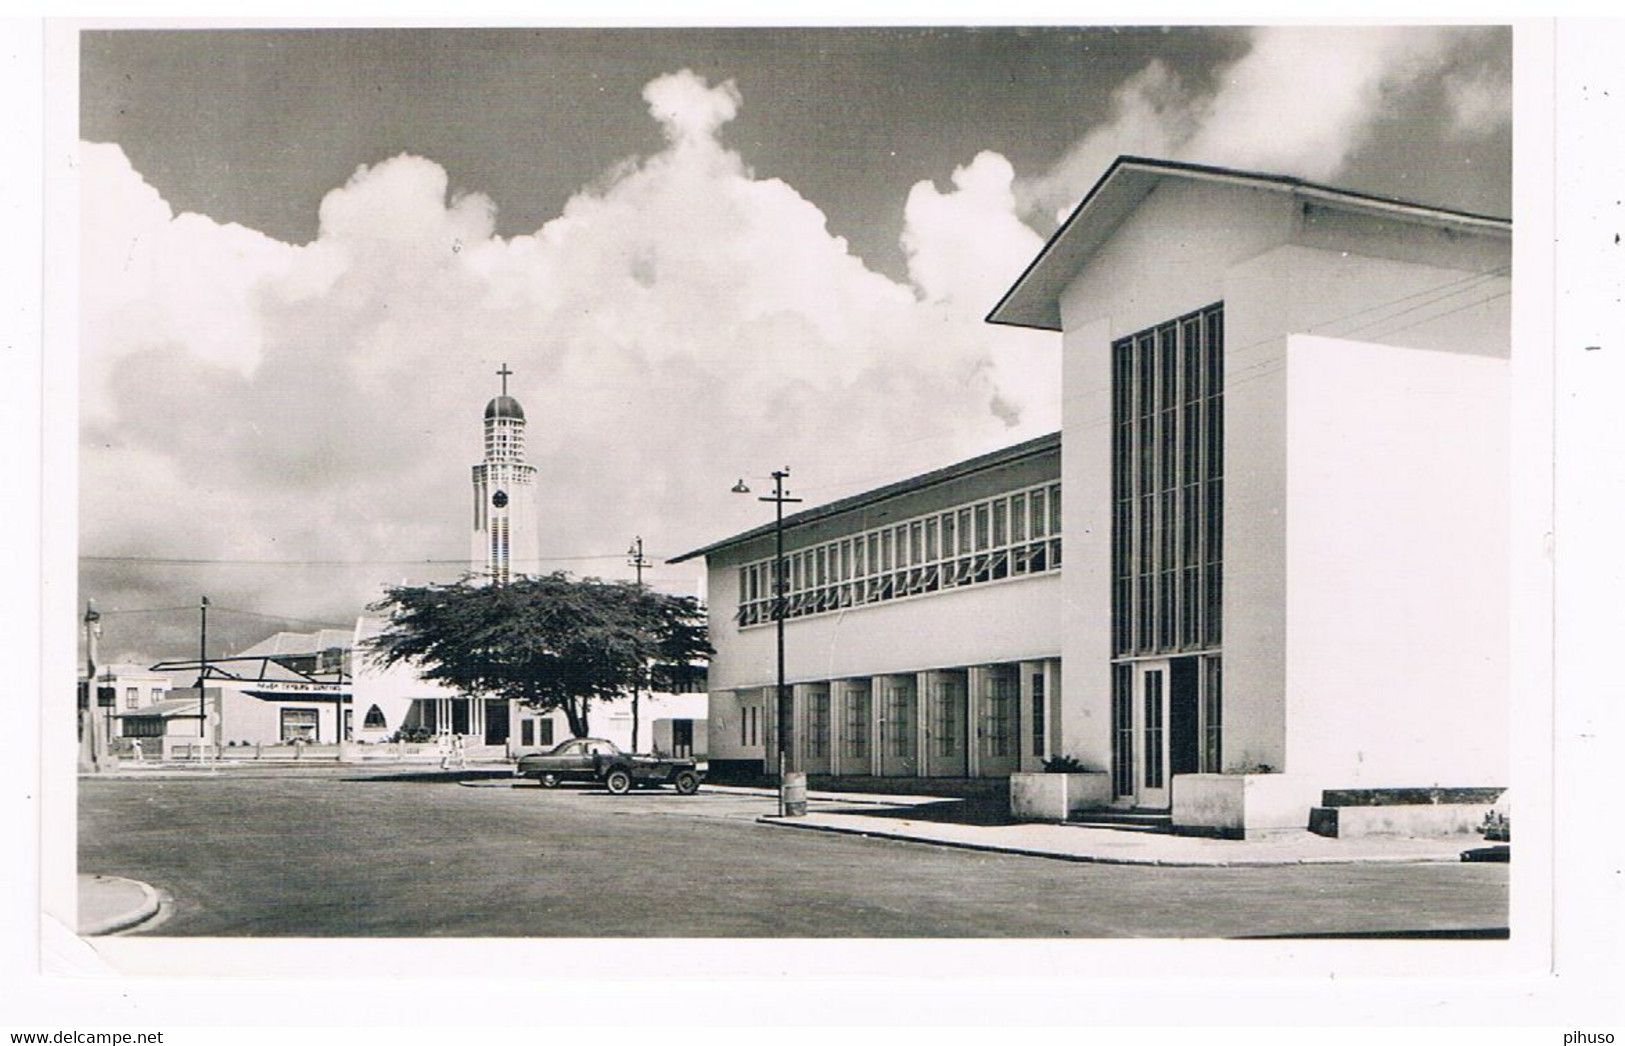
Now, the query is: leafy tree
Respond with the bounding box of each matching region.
[367,573,712,739]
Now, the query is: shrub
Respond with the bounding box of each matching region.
[1042,755,1088,774]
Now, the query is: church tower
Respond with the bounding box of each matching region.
[471,364,540,584]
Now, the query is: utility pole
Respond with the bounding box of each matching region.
[734,469,802,812]
[197,596,209,754]
[627,536,651,752]
[764,470,801,804]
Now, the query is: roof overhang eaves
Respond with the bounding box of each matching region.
[667,431,1061,565]
[986,156,1512,333]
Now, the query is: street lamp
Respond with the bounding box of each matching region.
[733,469,801,815]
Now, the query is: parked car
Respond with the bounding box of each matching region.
[514,737,703,795]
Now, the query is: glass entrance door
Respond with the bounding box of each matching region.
[877,677,917,777]
[1132,661,1172,809]
[924,672,967,777]
[802,686,831,774]
[977,666,1021,777]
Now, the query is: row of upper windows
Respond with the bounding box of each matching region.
[735,481,1062,627]
[124,685,167,709]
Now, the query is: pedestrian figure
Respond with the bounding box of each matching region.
[438,732,453,770]
[453,733,467,770]
[131,738,143,762]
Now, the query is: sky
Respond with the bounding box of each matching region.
[75,24,1513,666]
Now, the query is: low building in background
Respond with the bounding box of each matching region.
[140,628,353,753]
[350,615,708,757]
[86,662,172,740]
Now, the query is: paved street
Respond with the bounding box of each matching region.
[79,772,1508,938]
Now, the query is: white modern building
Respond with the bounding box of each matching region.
[673,436,1064,781]
[674,156,1510,835]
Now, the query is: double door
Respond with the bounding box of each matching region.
[976,667,1022,777]
[1117,658,1202,810]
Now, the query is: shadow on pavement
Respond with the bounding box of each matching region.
[340,768,517,783]
[828,795,1020,826]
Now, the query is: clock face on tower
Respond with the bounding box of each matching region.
[492,490,509,509]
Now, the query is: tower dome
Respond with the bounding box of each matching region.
[484,395,525,421]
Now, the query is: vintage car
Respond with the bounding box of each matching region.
[514,737,703,795]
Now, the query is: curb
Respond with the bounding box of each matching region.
[755,816,1464,867]
[78,875,162,936]
[706,785,940,807]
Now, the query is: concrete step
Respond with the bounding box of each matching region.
[1064,811,1175,833]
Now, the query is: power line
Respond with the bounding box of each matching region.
[1376,288,1510,340]
[1334,273,1509,341]
[209,606,355,630]
[94,606,200,616]
[80,552,673,567]
[93,604,354,630]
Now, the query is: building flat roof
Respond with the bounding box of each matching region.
[986,155,1512,332]
[668,431,1060,564]
[116,696,205,719]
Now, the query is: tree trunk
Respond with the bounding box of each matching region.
[563,700,586,738]
[563,696,595,738]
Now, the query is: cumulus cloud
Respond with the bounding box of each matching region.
[1442,60,1513,138]
[902,151,1056,426]
[79,142,310,422]
[80,70,1058,661]
[1019,25,1512,222]
[643,69,744,145]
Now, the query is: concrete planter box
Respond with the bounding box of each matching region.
[1308,804,1493,838]
[1010,772,1112,822]
[1307,788,1506,838]
[1171,773,1321,838]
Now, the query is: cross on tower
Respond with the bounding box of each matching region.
[496,363,513,397]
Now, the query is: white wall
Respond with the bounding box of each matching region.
[1057,314,1113,771]
[706,688,757,764]
[585,691,708,753]
[350,654,460,741]
[216,685,343,746]
[1050,178,1510,794]
[1284,333,1509,787]
[706,571,1063,692]
[1222,239,1511,774]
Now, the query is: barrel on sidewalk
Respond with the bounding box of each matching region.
[781,771,808,817]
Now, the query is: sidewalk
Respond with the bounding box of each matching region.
[84,760,516,780]
[78,874,161,935]
[736,788,1479,867]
